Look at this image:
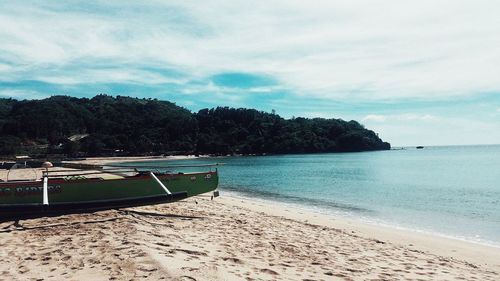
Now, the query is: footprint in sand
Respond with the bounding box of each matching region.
[259,268,279,275]
[17,264,30,274]
[222,257,244,264]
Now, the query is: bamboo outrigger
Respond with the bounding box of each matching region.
[0,161,221,220]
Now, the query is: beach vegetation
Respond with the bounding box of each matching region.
[0,96,390,157]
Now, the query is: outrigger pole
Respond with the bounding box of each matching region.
[149,172,172,195]
[102,163,224,169]
[42,161,53,206]
[42,173,49,205]
[60,162,224,171]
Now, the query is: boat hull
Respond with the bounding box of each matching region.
[0,192,188,220]
[0,171,218,219]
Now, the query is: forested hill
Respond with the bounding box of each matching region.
[0,95,390,156]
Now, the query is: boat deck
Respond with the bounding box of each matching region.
[0,167,133,183]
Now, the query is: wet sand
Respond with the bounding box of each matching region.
[0,194,498,281]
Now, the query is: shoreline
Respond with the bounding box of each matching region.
[220,192,500,272]
[69,155,500,268]
[224,190,500,249]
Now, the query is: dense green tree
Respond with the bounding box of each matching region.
[62,140,80,157]
[194,107,390,154]
[0,136,21,156]
[0,95,390,157]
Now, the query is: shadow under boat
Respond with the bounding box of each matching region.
[0,192,188,222]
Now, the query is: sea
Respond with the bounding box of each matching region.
[124,145,500,247]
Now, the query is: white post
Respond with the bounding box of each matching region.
[149,172,172,195]
[43,174,49,205]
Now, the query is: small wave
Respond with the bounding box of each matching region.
[221,185,373,214]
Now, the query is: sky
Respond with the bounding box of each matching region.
[1,0,500,146]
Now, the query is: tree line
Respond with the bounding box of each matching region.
[0,95,390,157]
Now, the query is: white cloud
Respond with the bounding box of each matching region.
[492,108,500,117]
[0,89,48,100]
[34,69,187,85]
[398,114,436,121]
[362,114,387,122]
[361,114,500,146]
[363,113,436,123]
[303,112,336,119]
[0,63,12,72]
[1,1,500,101]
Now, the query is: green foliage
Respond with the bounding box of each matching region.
[0,136,21,156]
[195,107,390,154]
[0,95,390,156]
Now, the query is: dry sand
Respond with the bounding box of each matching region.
[0,194,498,281]
[67,155,206,166]
[1,156,499,280]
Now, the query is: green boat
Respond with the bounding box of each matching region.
[0,162,220,220]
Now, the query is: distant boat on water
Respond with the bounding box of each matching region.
[416,146,424,149]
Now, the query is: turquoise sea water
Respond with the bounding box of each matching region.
[126,145,500,246]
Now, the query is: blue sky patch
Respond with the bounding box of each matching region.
[211,73,276,89]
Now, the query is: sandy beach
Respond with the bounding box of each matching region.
[0,193,498,280]
[65,155,207,166]
[0,157,499,280]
